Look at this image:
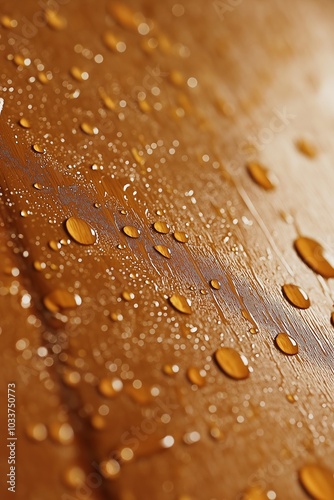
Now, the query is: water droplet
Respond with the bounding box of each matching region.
[90,414,107,430]
[103,31,121,51]
[33,182,43,190]
[32,144,45,154]
[122,226,141,238]
[163,364,179,376]
[294,237,334,278]
[122,290,135,301]
[43,289,82,312]
[160,435,174,449]
[183,431,201,445]
[108,2,138,30]
[275,333,299,355]
[131,147,145,165]
[169,293,192,314]
[37,72,50,84]
[45,9,67,30]
[13,54,27,66]
[286,394,296,404]
[98,377,123,398]
[20,210,28,217]
[1,15,18,28]
[296,139,317,158]
[62,370,81,387]
[282,284,310,309]
[63,466,86,489]
[214,347,250,380]
[110,311,123,322]
[241,485,271,500]
[33,260,46,271]
[70,66,89,82]
[19,117,31,129]
[80,122,98,135]
[247,162,277,190]
[154,245,171,259]
[173,231,188,243]
[99,88,116,110]
[100,459,121,479]
[49,422,74,445]
[210,279,221,290]
[49,240,61,252]
[26,423,48,442]
[153,221,170,234]
[186,367,206,387]
[299,464,334,500]
[66,216,96,245]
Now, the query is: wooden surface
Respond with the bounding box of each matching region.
[0,0,334,499]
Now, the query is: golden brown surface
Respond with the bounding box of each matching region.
[1,1,334,499]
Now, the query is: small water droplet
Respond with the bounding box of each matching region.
[66,216,96,245]
[80,122,98,135]
[38,72,50,84]
[1,15,18,28]
[282,284,310,309]
[70,66,89,82]
[247,162,277,190]
[98,377,123,398]
[33,182,43,190]
[63,466,86,489]
[49,421,74,445]
[108,2,138,30]
[169,293,192,314]
[294,237,334,278]
[286,394,296,404]
[154,245,171,258]
[49,240,61,251]
[241,485,271,500]
[122,226,141,238]
[43,289,82,312]
[45,9,67,30]
[163,364,180,376]
[183,431,201,445]
[100,459,121,479]
[26,423,48,442]
[296,139,317,158]
[19,117,31,129]
[153,221,170,234]
[32,144,45,154]
[210,279,221,290]
[214,347,250,380]
[33,260,46,271]
[173,231,188,243]
[299,464,334,500]
[131,147,146,165]
[275,333,299,355]
[122,290,135,301]
[186,367,206,387]
[20,210,28,217]
[110,311,123,322]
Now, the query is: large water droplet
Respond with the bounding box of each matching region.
[98,377,123,398]
[153,221,170,234]
[66,216,96,245]
[169,293,192,314]
[43,289,82,312]
[19,117,31,129]
[210,279,221,290]
[275,333,299,355]
[122,226,141,238]
[187,367,206,387]
[294,237,334,278]
[214,347,249,380]
[154,245,171,258]
[299,464,334,500]
[247,162,277,190]
[282,284,310,309]
[45,9,67,30]
[108,2,138,30]
[173,231,188,243]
